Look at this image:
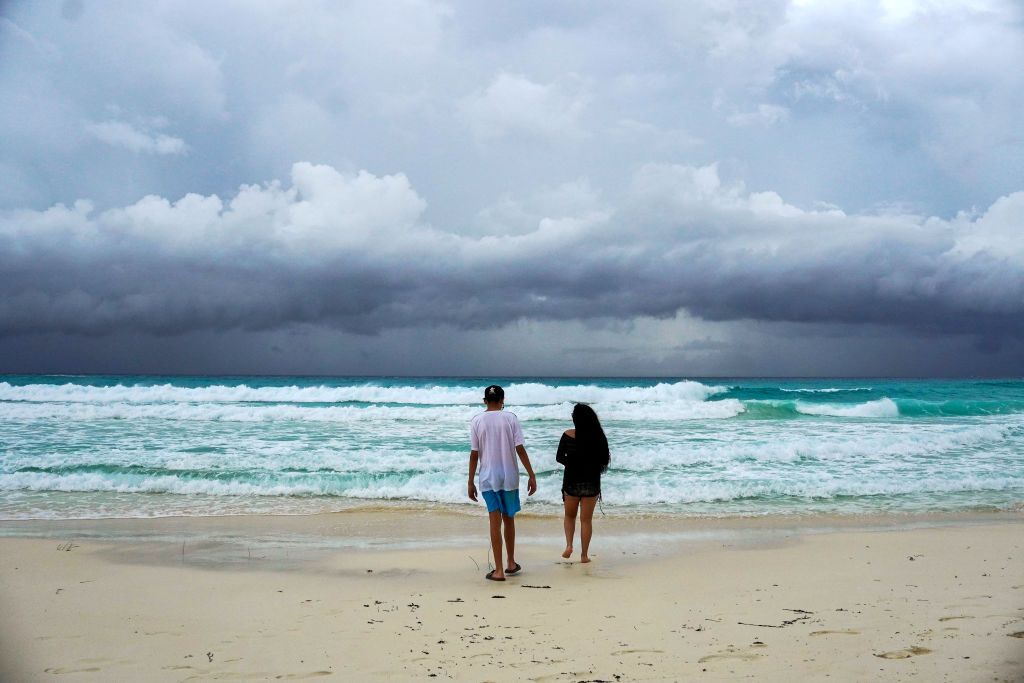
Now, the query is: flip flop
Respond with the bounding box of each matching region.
[485,570,506,581]
[505,563,522,576]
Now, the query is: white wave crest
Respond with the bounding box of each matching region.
[5,467,1019,508]
[0,396,742,423]
[609,422,1015,470]
[600,471,1024,506]
[0,379,724,406]
[0,471,334,496]
[505,380,726,405]
[0,401,477,423]
[515,398,744,422]
[795,397,899,418]
[779,387,871,393]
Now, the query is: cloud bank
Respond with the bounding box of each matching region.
[3,162,1021,347]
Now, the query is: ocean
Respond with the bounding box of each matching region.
[1,376,1022,520]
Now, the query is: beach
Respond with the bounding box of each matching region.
[2,510,1022,681]
[2,376,1023,679]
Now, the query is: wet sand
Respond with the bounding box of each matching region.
[1,510,1022,681]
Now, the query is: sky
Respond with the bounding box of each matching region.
[1,0,1023,377]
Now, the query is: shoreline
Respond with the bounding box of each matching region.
[1,510,1022,680]
[2,507,1021,570]
[2,503,1020,535]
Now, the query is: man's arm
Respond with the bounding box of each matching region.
[515,444,537,496]
[467,449,479,501]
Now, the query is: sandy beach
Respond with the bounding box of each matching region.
[1,510,1022,681]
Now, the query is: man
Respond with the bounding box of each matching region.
[467,384,537,581]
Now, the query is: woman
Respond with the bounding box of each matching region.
[556,403,610,563]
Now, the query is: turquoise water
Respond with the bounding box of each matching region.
[1,376,1022,519]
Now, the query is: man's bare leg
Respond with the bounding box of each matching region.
[502,513,517,571]
[562,495,580,558]
[488,510,505,578]
[579,496,598,562]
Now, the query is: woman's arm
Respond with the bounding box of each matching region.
[555,432,572,466]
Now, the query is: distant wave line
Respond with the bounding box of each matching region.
[0,380,724,406]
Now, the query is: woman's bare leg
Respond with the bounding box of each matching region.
[579,496,598,562]
[562,495,580,558]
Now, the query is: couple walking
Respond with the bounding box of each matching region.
[467,384,610,581]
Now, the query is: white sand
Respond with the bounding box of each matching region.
[1,511,1022,681]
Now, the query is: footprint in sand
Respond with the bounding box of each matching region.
[938,615,974,622]
[274,672,333,679]
[874,646,932,659]
[1008,632,1024,639]
[810,630,860,636]
[698,646,761,663]
[35,635,84,641]
[44,667,102,674]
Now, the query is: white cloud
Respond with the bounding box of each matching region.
[283,162,432,253]
[91,162,431,256]
[727,103,790,127]
[472,180,605,237]
[85,120,187,155]
[460,72,589,141]
[949,191,1024,263]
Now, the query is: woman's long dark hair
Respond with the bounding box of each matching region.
[572,403,610,473]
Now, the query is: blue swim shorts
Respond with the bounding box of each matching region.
[481,489,521,516]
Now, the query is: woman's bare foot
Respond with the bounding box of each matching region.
[580,555,591,563]
[561,547,572,559]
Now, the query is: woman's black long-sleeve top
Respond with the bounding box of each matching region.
[555,432,602,498]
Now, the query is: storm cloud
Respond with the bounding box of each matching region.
[4,162,1022,340]
[1,1,1023,375]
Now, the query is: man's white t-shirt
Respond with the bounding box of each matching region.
[470,410,524,493]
